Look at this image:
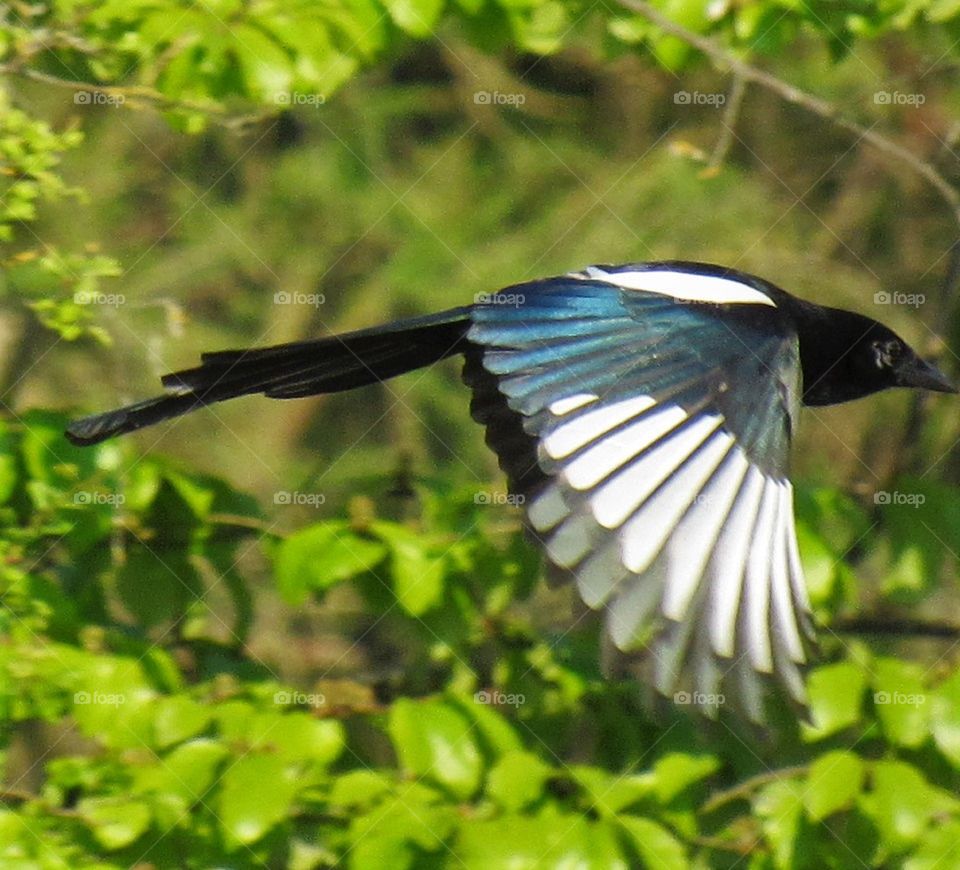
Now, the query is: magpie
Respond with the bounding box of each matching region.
[66,261,956,722]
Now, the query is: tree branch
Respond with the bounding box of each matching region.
[832,615,960,639]
[617,0,960,229]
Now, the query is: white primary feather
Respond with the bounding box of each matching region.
[620,423,731,574]
[548,393,598,416]
[543,394,656,459]
[770,482,806,663]
[743,480,780,672]
[707,466,766,658]
[527,486,570,532]
[591,413,722,530]
[564,403,688,491]
[659,442,747,622]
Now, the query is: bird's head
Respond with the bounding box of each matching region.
[798,308,956,406]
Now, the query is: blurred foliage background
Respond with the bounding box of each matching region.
[3,0,960,867]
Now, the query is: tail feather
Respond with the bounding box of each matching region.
[66,307,472,446]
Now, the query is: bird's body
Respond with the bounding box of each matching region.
[67,261,956,723]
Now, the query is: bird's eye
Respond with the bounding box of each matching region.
[872,339,902,369]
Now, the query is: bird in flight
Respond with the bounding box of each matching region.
[67,261,956,723]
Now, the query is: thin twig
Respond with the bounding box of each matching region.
[617,0,960,229]
[207,512,275,533]
[833,616,960,639]
[707,72,747,172]
[701,765,807,814]
[1,66,269,131]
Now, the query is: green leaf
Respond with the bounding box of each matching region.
[388,697,483,800]
[21,409,99,486]
[863,760,932,851]
[487,750,552,811]
[619,816,687,870]
[329,770,393,809]
[794,521,856,612]
[571,766,654,815]
[115,546,200,628]
[450,693,523,756]
[879,476,960,600]
[931,669,960,767]
[79,797,151,850]
[754,779,808,870]
[0,423,17,504]
[348,834,415,870]
[904,820,960,869]
[608,15,649,44]
[164,467,217,519]
[454,813,627,868]
[871,657,930,748]
[230,24,295,99]
[153,696,212,748]
[928,0,960,21]
[648,0,710,70]
[350,784,456,853]
[651,752,720,803]
[253,712,344,766]
[507,1,570,55]
[258,17,357,96]
[804,750,864,821]
[274,522,387,604]
[218,754,302,846]
[802,661,866,740]
[149,739,228,803]
[371,521,446,615]
[383,0,445,37]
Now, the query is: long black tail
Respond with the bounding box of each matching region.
[66,307,473,446]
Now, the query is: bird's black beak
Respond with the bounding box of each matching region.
[898,355,958,394]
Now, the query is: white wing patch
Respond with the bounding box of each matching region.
[579,266,777,308]
[548,393,598,415]
[543,394,656,459]
[526,390,811,715]
[567,404,689,494]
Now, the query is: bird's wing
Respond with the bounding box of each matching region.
[467,265,815,723]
